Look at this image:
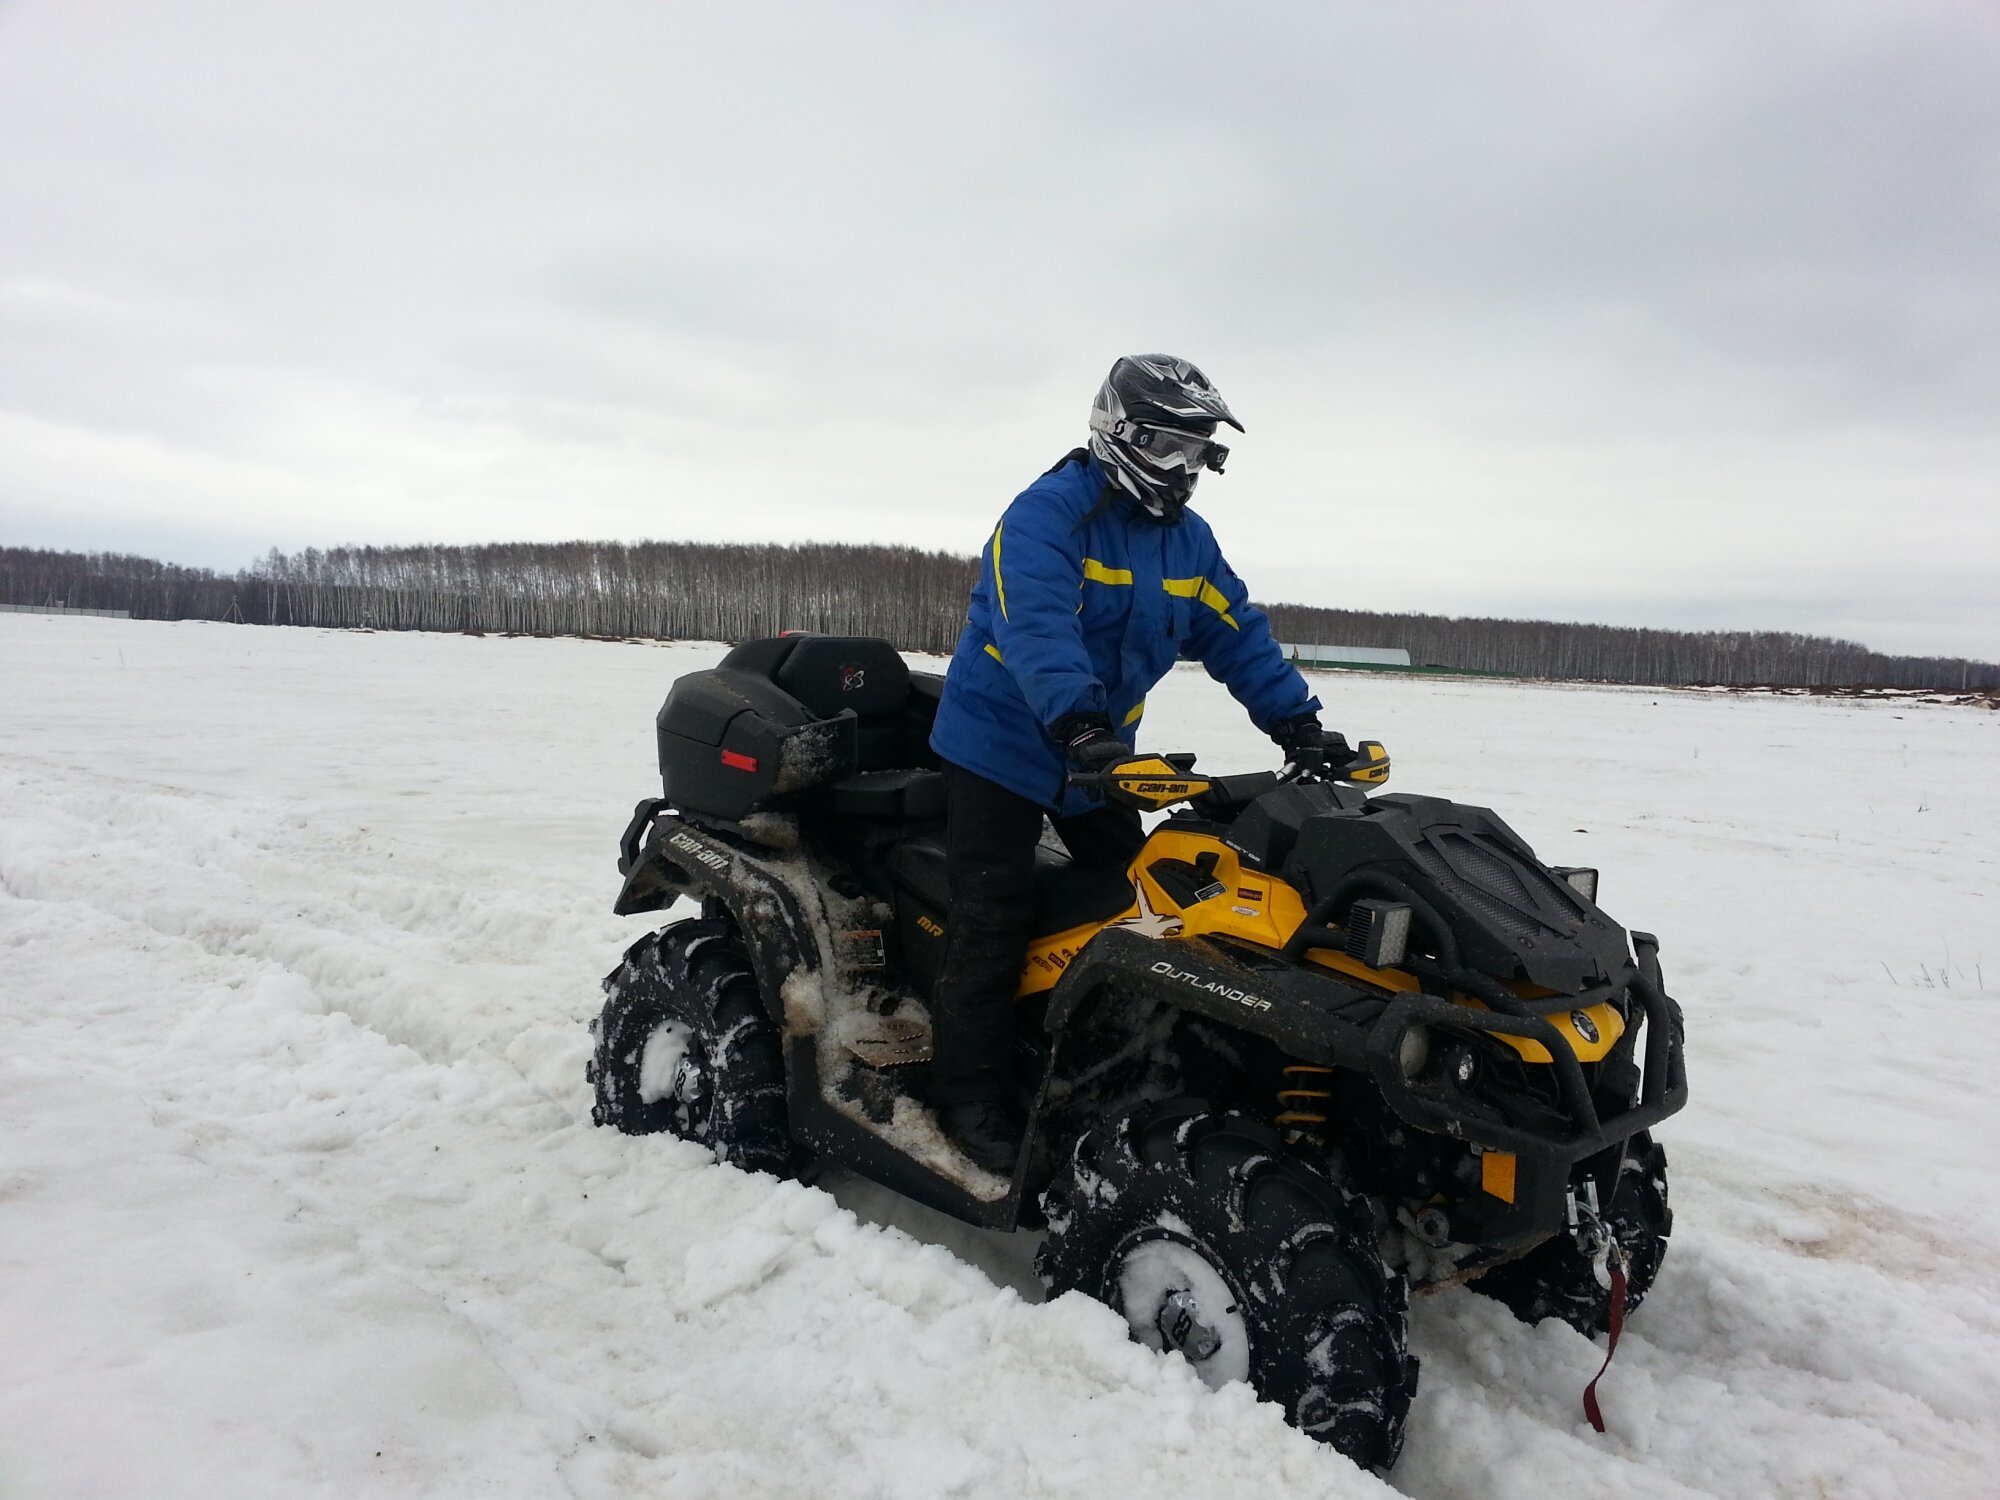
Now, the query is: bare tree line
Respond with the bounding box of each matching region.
[4,541,1994,691]
[1257,603,2000,691]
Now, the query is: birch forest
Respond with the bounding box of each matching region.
[4,541,1994,691]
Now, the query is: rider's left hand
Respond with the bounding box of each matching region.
[1272,715,1352,772]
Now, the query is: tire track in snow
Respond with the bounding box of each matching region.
[0,767,615,1096]
[1,765,1393,1500]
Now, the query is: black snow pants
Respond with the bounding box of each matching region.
[929,760,1145,1107]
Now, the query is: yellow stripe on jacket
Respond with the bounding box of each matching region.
[1163,576,1240,630]
[1082,558,1133,586]
[992,523,1009,621]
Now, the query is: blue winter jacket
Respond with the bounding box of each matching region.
[929,452,1320,817]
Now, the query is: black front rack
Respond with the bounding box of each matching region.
[1364,965,1687,1162]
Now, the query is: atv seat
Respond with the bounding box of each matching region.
[818,767,948,821]
[888,839,1135,939]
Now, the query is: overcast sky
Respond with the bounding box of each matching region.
[2,1,1995,658]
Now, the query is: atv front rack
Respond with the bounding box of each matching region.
[1364,965,1687,1162]
[1041,926,1684,1174]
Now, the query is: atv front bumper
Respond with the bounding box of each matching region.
[1365,968,1687,1164]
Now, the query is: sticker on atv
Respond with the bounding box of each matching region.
[1149,959,1273,1012]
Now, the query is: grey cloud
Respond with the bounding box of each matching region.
[0,0,1994,659]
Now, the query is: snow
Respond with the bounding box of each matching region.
[1117,1236,1253,1387]
[2,613,1996,1499]
[637,1021,692,1106]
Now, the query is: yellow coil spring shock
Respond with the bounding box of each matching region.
[1276,1063,1336,1138]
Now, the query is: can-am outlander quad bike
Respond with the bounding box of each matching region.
[589,635,1688,1469]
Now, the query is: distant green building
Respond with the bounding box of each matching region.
[1282,643,1412,670]
[1281,644,1513,679]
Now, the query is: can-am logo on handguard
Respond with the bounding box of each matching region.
[840,665,866,692]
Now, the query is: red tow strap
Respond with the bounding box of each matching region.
[1583,1262,1629,1434]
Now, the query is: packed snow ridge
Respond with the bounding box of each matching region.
[2,615,1996,1499]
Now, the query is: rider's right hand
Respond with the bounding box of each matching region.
[1051,712,1134,775]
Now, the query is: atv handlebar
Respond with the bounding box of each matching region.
[1070,743,1389,812]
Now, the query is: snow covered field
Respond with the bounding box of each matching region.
[3,614,1996,1500]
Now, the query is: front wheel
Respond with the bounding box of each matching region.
[1037,1100,1417,1471]
[1472,1133,1671,1335]
[588,917,794,1175]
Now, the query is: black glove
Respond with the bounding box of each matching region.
[1272,714,1352,772]
[1050,712,1133,776]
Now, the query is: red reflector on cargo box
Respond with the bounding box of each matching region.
[721,749,758,772]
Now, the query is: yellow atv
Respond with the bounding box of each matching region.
[590,635,1688,1470]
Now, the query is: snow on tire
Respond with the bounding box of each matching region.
[588,917,794,1175]
[1038,1099,1418,1471]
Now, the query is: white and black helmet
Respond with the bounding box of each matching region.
[1087,354,1244,520]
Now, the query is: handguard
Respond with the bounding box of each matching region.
[1340,740,1392,786]
[1072,754,1214,811]
[1077,744,1390,811]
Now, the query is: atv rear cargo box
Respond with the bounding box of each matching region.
[656,668,856,822]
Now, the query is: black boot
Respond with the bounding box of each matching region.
[939,1101,1022,1174]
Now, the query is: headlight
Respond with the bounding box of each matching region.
[1397,1024,1431,1078]
[1344,899,1412,968]
[1553,865,1599,903]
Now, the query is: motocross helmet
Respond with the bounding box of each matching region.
[1087,354,1244,521]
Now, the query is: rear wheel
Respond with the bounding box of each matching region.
[588,917,794,1175]
[1472,1133,1671,1335]
[1038,1100,1417,1471]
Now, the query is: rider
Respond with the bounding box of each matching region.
[927,355,1352,1171]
